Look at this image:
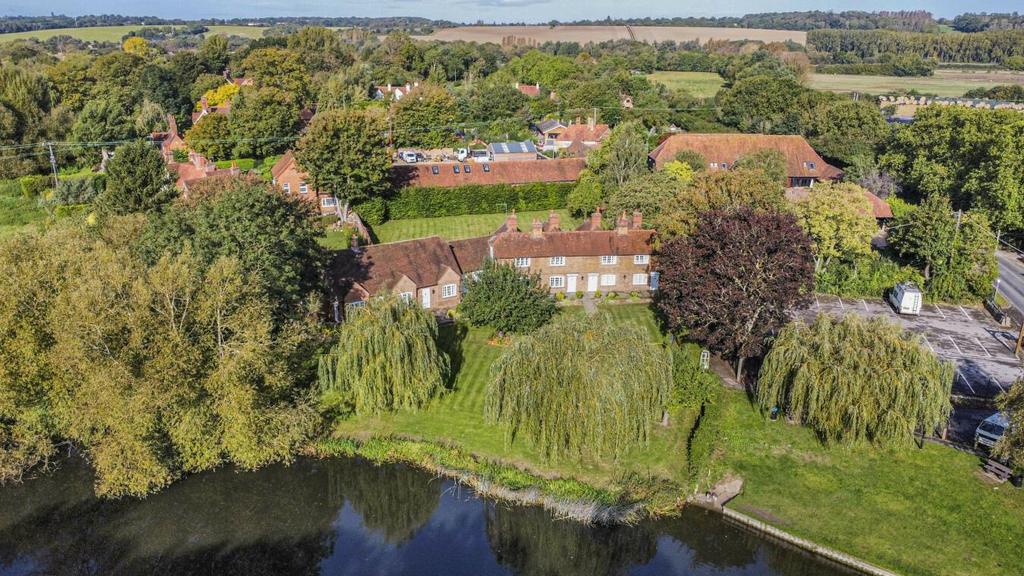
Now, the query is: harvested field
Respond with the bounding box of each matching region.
[418,25,805,46]
[809,68,1024,97]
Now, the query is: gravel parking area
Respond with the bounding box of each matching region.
[796,295,1022,400]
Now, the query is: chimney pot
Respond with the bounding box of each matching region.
[505,209,518,232]
[632,211,642,229]
[591,209,602,229]
[616,211,629,235]
[547,210,560,231]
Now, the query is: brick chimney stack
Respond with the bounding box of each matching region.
[632,211,642,229]
[200,96,209,112]
[531,219,544,238]
[616,211,629,235]
[505,210,518,232]
[590,209,602,230]
[547,210,560,231]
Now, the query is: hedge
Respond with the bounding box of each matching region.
[384,182,574,220]
[19,175,51,198]
[687,387,723,492]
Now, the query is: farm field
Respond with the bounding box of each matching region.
[646,71,725,99]
[0,25,267,43]
[419,25,805,46]
[809,68,1024,97]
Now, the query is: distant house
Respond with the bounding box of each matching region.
[514,82,541,98]
[333,209,657,316]
[191,95,231,124]
[392,157,586,189]
[171,152,241,192]
[649,133,843,187]
[486,140,539,162]
[149,114,186,161]
[552,120,610,156]
[535,119,567,150]
[269,151,339,215]
[231,77,254,87]
[373,82,420,102]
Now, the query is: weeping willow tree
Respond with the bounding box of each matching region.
[486,313,671,461]
[318,295,449,416]
[758,314,954,446]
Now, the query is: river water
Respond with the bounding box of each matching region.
[0,457,854,575]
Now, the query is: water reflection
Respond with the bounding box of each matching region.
[0,457,853,576]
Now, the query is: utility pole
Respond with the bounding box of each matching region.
[46,142,58,190]
[1016,321,1023,358]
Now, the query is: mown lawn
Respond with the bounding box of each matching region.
[333,304,693,489]
[646,71,725,99]
[371,209,578,243]
[716,389,1024,576]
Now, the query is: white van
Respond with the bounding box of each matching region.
[889,282,923,315]
[400,151,418,163]
[975,412,1009,450]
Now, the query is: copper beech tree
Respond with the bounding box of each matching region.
[655,207,815,380]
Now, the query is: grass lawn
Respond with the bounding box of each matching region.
[646,71,725,99]
[0,196,47,239]
[319,226,353,250]
[371,209,578,244]
[716,389,1024,576]
[333,304,693,490]
[0,25,268,43]
[808,69,1024,97]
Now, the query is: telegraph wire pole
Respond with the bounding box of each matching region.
[46,142,59,189]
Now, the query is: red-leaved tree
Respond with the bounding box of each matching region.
[655,207,815,379]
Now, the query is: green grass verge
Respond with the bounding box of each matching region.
[371,209,578,244]
[319,227,353,250]
[715,389,1024,576]
[646,71,725,99]
[332,304,692,507]
[0,196,47,239]
[0,25,268,43]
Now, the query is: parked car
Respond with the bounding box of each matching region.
[400,151,418,163]
[889,282,923,315]
[975,412,1009,450]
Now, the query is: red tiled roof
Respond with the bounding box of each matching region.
[555,123,610,143]
[337,236,462,295]
[785,186,894,219]
[270,151,298,180]
[450,236,490,273]
[491,229,654,259]
[394,158,585,188]
[515,83,541,97]
[649,134,842,180]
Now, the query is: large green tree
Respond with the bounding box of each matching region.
[588,121,650,192]
[390,83,458,149]
[486,313,671,460]
[317,295,449,416]
[228,87,301,158]
[758,314,954,446]
[995,379,1024,464]
[184,113,233,160]
[70,97,134,162]
[459,259,557,334]
[294,108,391,211]
[98,140,175,215]
[238,47,311,104]
[791,182,877,273]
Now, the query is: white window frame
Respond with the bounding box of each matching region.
[282,182,291,193]
[398,292,414,303]
[633,254,649,265]
[321,197,338,207]
[549,256,566,267]
[441,283,457,299]
[548,275,565,289]
[514,257,530,268]
[600,274,616,287]
[600,255,617,266]
[299,181,309,194]
[632,273,648,286]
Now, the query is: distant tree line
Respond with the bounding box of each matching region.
[0,15,448,35]
[951,12,1024,33]
[541,11,938,32]
[808,28,1024,64]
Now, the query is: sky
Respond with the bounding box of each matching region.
[2,1,1020,23]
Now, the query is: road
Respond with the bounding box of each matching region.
[997,250,1024,314]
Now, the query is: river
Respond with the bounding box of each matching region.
[0,457,855,575]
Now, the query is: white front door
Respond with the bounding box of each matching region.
[421,288,431,309]
[586,273,598,292]
[566,274,577,293]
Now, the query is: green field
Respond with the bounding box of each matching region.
[717,389,1024,576]
[646,71,725,99]
[809,69,1024,97]
[0,25,267,43]
[371,209,578,244]
[0,196,47,239]
[333,304,693,490]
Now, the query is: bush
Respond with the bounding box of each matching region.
[385,182,573,220]
[353,196,387,226]
[593,290,603,299]
[52,176,103,205]
[19,175,51,198]
[575,291,584,300]
[54,204,91,219]
[555,291,565,301]
[629,291,641,299]
[687,386,722,490]
[816,253,924,299]
[606,292,618,300]
[172,149,189,163]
